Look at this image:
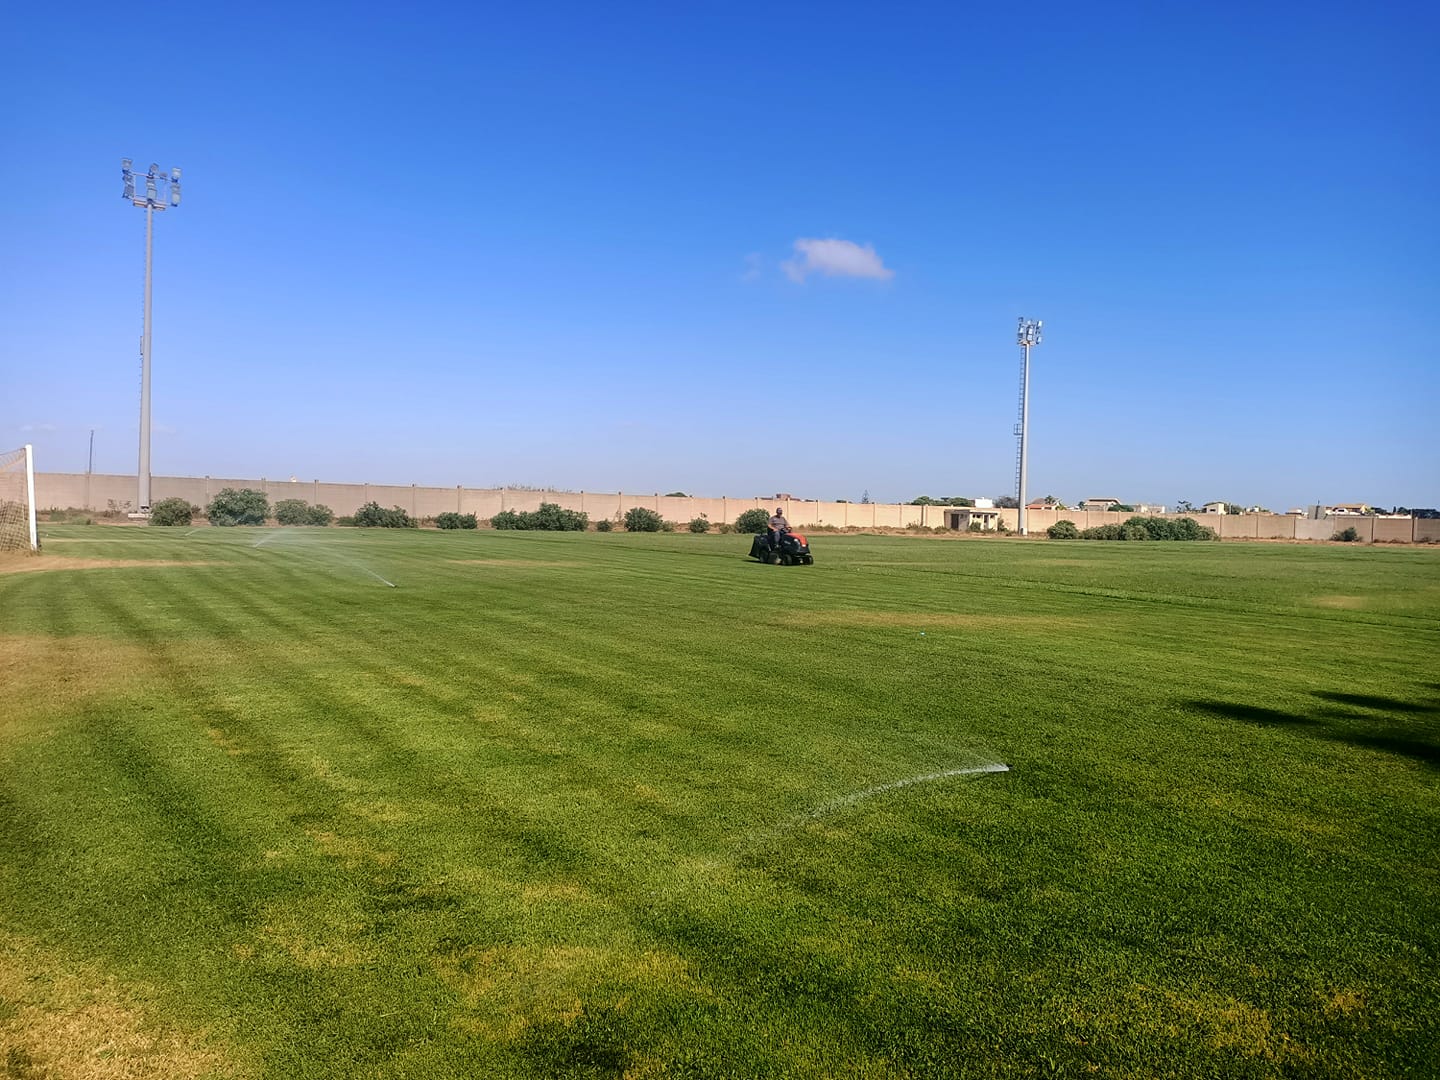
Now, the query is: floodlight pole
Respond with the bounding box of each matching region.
[121,159,181,515]
[1014,317,1042,536]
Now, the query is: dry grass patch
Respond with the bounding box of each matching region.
[248,896,374,971]
[341,799,416,824]
[203,727,248,757]
[0,557,205,575]
[1312,595,1367,609]
[304,828,398,868]
[0,636,154,738]
[437,943,703,1042]
[1124,985,1312,1065]
[0,935,247,1079]
[1323,988,1366,1017]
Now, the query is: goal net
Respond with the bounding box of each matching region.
[0,445,39,552]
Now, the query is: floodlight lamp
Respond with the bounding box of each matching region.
[122,157,133,170]
[170,184,181,207]
[171,167,181,180]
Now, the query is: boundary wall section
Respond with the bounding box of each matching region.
[33,472,1435,542]
[35,473,949,529]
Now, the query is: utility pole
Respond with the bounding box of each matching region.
[120,159,182,515]
[1014,317,1042,536]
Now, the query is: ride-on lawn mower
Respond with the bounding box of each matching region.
[748,530,814,565]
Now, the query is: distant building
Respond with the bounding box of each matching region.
[1201,501,1227,514]
[1135,503,1166,514]
[945,507,1002,531]
[1326,503,1372,516]
[972,497,995,509]
[1081,498,1122,511]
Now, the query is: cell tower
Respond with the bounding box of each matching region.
[1013,317,1042,536]
[120,159,182,515]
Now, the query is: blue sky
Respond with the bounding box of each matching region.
[3,0,1436,509]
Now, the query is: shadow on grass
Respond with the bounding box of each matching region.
[1188,690,1440,770]
[1313,690,1439,715]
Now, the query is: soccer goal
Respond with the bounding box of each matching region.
[0,444,39,552]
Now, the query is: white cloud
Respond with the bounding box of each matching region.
[20,423,57,433]
[740,252,764,282]
[781,238,894,283]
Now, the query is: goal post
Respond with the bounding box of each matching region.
[0,444,39,552]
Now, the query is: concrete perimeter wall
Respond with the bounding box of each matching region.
[34,472,1436,543]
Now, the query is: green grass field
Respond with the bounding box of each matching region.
[1,526,1437,1078]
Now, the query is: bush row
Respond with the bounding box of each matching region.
[1048,516,1218,541]
[436,512,478,530]
[166,489,1017,536]
[491,503,589,531]
[274,498,335,526]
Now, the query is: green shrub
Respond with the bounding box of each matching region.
[624,507,663,532]
[1047,520,1080,539]
[272,498,333,526]
[436,512,479,530]
[490,509,523,530]
[595,519,613,532]
[488,503,588,531]
[524,503,589,531]
[1122,515,1217,541]
[1334,526,1360,542]
[1178,517,1218,541]
[734,508,770,533]
[688,516,710,533]
[717,522,734,534]
[1079,516,1217,541]
[335,515,356,527]
[352,502,416,528]
[661,520,675,532]
[273,498,312,526]
[207,488,268,527]
[149,497,194,526]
